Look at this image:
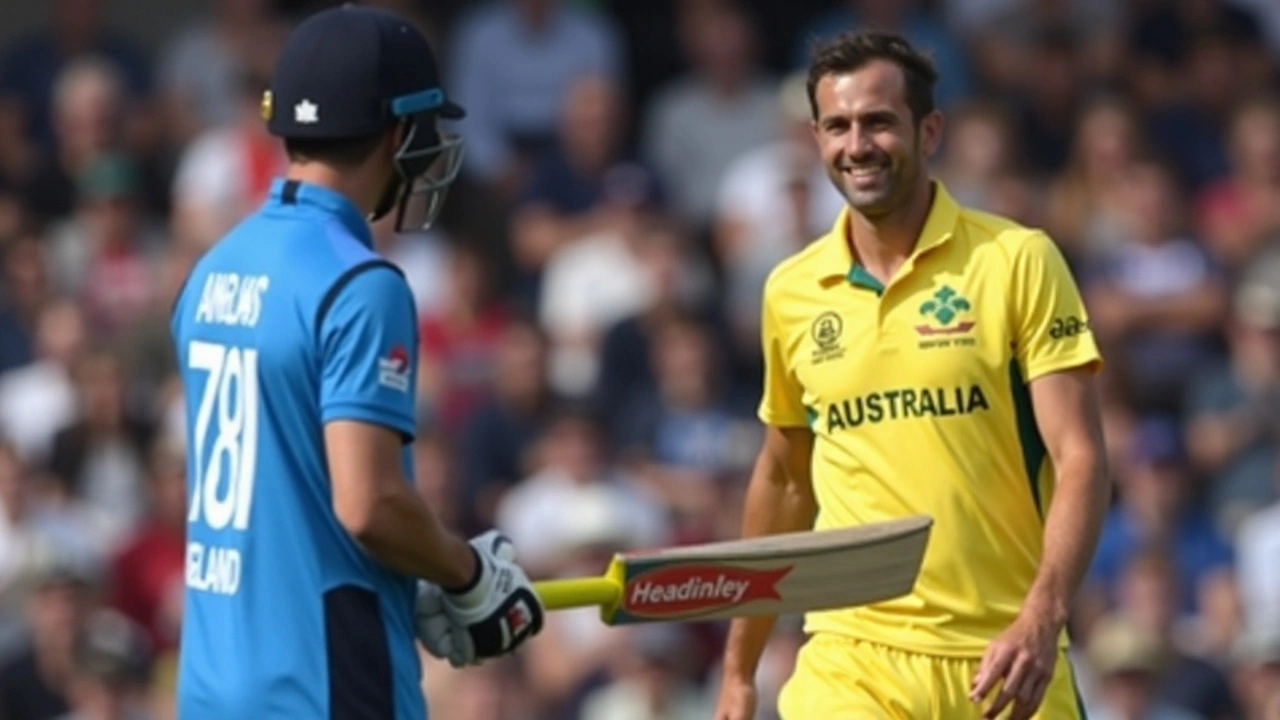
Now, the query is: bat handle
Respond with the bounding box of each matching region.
[533,577,621,611]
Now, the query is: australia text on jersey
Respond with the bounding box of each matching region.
[186,271,273,596]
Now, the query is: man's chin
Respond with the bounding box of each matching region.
[843,189,897,218]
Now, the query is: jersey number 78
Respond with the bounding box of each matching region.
[187,340,260,531]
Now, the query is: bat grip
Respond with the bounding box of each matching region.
[533,577,621,611]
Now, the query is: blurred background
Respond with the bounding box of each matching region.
[0,0,1279,719]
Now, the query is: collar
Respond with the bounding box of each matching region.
[814,180,961,285]
[266,178,374,250]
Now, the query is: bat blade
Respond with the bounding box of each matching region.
[532,515,932,625]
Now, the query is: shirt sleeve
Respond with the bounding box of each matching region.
[1009,231,1103,381]
[318,263,418,441]
[756,280,808,428]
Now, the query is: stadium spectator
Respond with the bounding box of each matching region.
[1044,95,1145,264]
[535,163,667,397]
[593,218,720,442]
[19,57,130,222]
[58,609,156,720]
[417,243,512,437]
[578,625,709,720]
[47,349,154,552]
[105,437,184,661]
[1084,614,1208,720]
[1113,549,1239,720]
[1084,415,1236,621]
[640,0,776,230]
[169,52,288,250]
[1194,94,1280,271]
[46,153,166,342]
[1185,263,1280,535]
[509,73,643,302]
[0,231,52,374]
[712,71,843,356]
[158,0,277,144]
[494,407,668,577]
[0,300,85,466]
[613,314,758,543]
[448,0,625,199]
[0,0,151,156]
[795,0,972,110]
[1230,626,1280,720]
[1082,157,1228,416]
[0,561,98,720]
[457,318,560,533]
[1236,472,1280,633]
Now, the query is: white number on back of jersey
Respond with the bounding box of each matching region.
[187,340,259,531]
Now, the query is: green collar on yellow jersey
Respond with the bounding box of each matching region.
[814,181,962,290]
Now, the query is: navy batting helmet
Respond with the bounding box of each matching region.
[263,4,465,230]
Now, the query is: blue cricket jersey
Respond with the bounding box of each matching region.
[171,179,425,720]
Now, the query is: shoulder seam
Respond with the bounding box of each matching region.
[314,259,406,344]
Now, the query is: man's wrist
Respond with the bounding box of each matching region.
[443,545,482,596]
[1021,587,1070,629]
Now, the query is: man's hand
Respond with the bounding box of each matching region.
[970,614,1060,720]
[414,581,463,663]
[433,530,544,667]
[712,675,758,720]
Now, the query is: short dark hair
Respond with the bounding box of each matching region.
[284,132,387,169]
[805,31,938,124]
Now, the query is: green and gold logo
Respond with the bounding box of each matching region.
[915,285,976,350]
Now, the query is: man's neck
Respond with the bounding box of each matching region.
[847,181,935,283]
[285,163,376,217]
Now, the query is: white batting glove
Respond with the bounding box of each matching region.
[414,581,468,665]
[437,529,544,667]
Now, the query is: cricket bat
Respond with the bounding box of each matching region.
[531,514,932,625]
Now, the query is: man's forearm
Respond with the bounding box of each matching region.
[353,481,479,590]
[722,447,817,680]
[1024,454,1109,627]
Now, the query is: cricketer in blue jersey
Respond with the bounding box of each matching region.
[170,7,545,720]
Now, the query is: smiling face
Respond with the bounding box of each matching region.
[811,60,942,220]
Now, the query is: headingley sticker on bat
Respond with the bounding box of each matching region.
[621,564,792,619]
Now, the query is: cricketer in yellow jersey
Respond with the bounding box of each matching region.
[712,30,1111,720]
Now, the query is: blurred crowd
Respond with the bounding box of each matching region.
[1,0,1280,719]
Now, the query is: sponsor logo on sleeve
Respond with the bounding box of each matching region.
[1049,316,1090,340]
[378,344,411,392]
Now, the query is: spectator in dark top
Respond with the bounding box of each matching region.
[458,318,560,533]
[1084,416,1236,620]
[613,313,759,543]
[1116,549,1239,720]
[1146,28,1252,194]
[0,563,96,720]
[57,609,156,720]
[509,73,648,304]
[0,0,151,156]
[18,57,129,222]
[0,233,52,375]
[593,218,722,440]
[1083,157,1227,416]
[47,350,154,552]
[1010,25,1091,178]
[1185,263,1280,535]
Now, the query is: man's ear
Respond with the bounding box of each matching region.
[920,109,944,158]
[384,120,408,161]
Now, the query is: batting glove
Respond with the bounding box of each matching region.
[414,581,464,664]
[434,530,545,667]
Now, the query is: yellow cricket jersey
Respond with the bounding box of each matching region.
[758,181,1101,658]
